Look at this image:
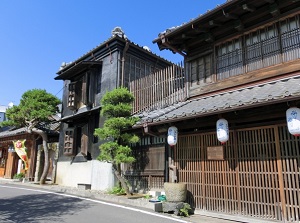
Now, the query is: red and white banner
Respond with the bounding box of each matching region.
[13,139,29,170]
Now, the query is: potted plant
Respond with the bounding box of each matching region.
[13,172,25,182]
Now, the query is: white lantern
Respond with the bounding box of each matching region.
[286,107,300,136]
[167,126,178,146]
[216,118,229,144]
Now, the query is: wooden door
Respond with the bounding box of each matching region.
[5,152,18,179]
[175,124,300,222]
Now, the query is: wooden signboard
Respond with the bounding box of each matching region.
[207,146,224,160]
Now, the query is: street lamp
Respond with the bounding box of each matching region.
[8,145,15,153]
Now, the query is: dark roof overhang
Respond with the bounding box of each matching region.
[60,106,100,123]
[153,0,300,54]
[55,61,102,80]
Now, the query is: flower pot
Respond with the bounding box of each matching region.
[164,182,187,202]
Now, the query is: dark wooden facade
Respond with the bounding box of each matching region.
[55,30,173,188]
[125,1,300,222]
[124,136,167,192]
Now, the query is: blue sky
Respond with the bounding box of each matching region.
[0,0,225,106]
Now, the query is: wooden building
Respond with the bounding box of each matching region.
[0,120,60,181]
[54,27,173,190]
[128,0,300,222]
[0,128,39,180]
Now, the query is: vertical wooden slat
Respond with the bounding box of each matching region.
[233,130,241,214]
[173,124,299,221]
[129,63,184,114]
[274,126,287,221]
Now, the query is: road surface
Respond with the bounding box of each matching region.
[0,184,189,223]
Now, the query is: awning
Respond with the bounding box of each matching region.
[60,106,100,123]
[55,61,102,80]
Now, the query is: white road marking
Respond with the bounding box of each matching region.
[0,185,189,223]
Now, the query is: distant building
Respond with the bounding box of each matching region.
[0,106,6,123]
[0,103,13,123]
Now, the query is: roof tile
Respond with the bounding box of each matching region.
[135,75,300,127]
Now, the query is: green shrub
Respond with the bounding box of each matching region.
[13,173,25,179]
[108,186,126,195]
[179,203,192,217]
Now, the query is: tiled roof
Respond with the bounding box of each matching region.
[135,75,300,127]
[57,34,173,75]
[155,0,230,40]
[0,115,61,137]
[0,127,28,137]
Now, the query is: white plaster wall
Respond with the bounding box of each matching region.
[56,160,115,191]
[91,161,116,191]
[56,161,92,188]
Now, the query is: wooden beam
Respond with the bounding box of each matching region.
[234,20,244,31]
[190,59,300,98]
[209,20,222,26]
[242,4,256,12]
[204,33,214,42]
[181,33,194,39]
[191,25,208,33]
[223,10,238,20]
[160,35,186,56]
[274,127,287,221]
[269,3,280,16]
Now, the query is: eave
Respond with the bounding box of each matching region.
[60,106,100,123]
[153,0,300,54]
[55,61,103,80]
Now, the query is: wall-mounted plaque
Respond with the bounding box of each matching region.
[207,146,224,160]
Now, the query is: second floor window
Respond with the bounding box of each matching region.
[216,38,243,80]
[67,73,90,110]
[68,82,77,109]
[245,24,280,72]
[281,16,300,62]
[191,54,212,87]
[215,14,300,81]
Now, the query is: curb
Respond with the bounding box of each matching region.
[0,179,156,210]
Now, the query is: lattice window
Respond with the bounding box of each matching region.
[216,38,243,80]
[67,82,77,110]
[191,54,212,87]
[281,15,300,62]
[245,24,280,72]
[215,14,300,81]
[64,128,75,156]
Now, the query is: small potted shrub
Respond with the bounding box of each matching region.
[13,173,25,182]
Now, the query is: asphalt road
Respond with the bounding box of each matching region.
[0,184,189,223]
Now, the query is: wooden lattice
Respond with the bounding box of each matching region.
[175,124,300,222]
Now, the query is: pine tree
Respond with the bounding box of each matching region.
[94,87,139,195]
[2,89,61,184]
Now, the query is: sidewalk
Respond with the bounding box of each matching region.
[0,178,266,223]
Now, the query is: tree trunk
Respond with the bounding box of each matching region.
[40,138,49,184]
[32,128,49,185]
[113,163,132,196]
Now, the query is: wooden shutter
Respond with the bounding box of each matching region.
[80,125,88,156]
[64,128,75,156]
[88,71,96,105]
[82,73,88,105]
[67,82,77,110]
